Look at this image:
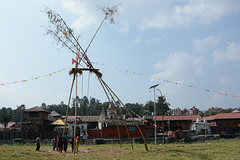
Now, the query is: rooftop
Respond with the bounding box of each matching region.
[64,116,100,122]
[24,106,49,113]
[156,115,203,121]
[204,112,240,121]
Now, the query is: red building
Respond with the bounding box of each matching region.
[205,112,240,135]
[155,115,203,132]
[88,103,149,139]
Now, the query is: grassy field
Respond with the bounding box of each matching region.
[0,138,240,160]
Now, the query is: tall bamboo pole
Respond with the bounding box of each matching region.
[62,73,75,137]
[74,74,78,155]
[97,76,122,148]
[101,79,148,151]
[98,77,133,150]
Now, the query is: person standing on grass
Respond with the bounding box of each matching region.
[58,135,63,153]
[53,134,57,151]
[70,137,74,152]
[75,134,80,152]
[56,134,60,151]
[81,130,88,144]
[63,133,69,152]
[36,135,40,151]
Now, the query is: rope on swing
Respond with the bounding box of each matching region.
[87,71,91,128]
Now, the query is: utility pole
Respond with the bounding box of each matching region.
[149,84,159,145]
[157,89,165,144]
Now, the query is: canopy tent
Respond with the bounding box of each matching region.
[51,119,65,126]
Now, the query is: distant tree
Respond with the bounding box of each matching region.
[41,103,47,110]
[220,108,235,113]
[6,108,13,115]
[12,105,25,122]
[90,98,96,105]
[156,96,170,116]
[144,100,154,115]
[82,96,89,106]
[89,102,103,115]
[0,107,8,115]
[203,108,235,117]
[125,103,144,117]
[0,114,12,129]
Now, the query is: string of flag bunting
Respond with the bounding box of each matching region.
[1,59,239,99]
[90,61,239,99]
[0,65,72,87]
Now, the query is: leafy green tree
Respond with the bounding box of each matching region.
[89,102,103,115]
[90,98,96,105]
[0,114,12,129]
[156,96,170,115]
[125,103,144,117]
[0,107,8,115]
[144,100,154,115]
[41,103,47,110]
[12,105,25,122]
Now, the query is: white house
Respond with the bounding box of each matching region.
[191,118,211,135]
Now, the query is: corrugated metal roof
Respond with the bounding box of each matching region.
[24,106,49,113]
[204,112,240,120]
[155,115,203,121]
[64,116,100,122]
[0,122,20,129]
[50,111,62,117]
[47,114,57,121]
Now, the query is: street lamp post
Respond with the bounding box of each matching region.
[149,84,159,145]
[157,89,165,144]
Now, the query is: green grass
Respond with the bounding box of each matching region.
[0,139,240,160]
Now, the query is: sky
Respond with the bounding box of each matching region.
[0,0,240,110]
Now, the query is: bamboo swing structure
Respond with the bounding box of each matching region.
[44,6,148,153]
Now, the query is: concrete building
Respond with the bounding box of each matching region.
[190,118,211,134]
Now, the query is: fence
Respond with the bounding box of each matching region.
[0,130,54,140]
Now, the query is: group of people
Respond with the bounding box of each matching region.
[53,133,69,152]
[36,130,88,152]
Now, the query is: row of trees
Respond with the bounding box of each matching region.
[0,104,26,128]
[41,96,171,117]
[0,96,171,128]
[0,96,237,129]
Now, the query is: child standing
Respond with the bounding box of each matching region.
[36,135,40,151]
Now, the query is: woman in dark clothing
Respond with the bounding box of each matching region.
[70,138,74,152]
[58,136,63,153]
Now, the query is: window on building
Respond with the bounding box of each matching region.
[29,112,39,117]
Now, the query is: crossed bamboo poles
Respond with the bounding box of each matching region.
[44,7,148,154]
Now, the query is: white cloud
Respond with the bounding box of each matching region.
[193,35,221,53]
[133,37,142,44]
[152,52,204,82]
[213,42,240,63]
[136,0,240,30]
[206,89,238,108]
[58,0,240,31]
[219,76,232,86]
[56,0,240,32]
[60,0,101,31]
[118,21,129,33]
